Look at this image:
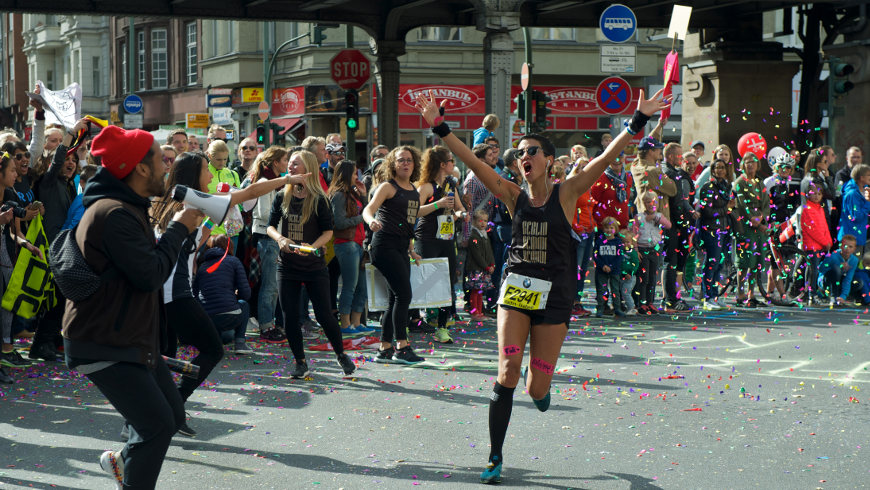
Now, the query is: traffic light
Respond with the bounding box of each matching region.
[512,92,526,121]
[312,23,339,46]
[345,89,359,132]
[829,58,855,96]
[532,90,551,130]
[256,124,265,145]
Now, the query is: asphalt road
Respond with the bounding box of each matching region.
[1,302,868,489]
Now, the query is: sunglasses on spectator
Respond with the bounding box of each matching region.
[515,146,545,158]
[12,153,27,161]
[242,146,256,151]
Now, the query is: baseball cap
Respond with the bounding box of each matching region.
[691,140,705,150]
[325,143,345,154]
[638,136,664,151]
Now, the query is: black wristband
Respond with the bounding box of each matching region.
[432,122,451,138]
[35,110,45,120]
[628,110,650,135]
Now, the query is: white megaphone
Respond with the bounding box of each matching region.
[171,185,232,226]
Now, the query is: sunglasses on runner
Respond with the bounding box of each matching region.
[515,146,544,158]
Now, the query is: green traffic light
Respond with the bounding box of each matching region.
[346,118,358,130]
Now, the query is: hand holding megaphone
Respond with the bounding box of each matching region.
[172,207,206,233]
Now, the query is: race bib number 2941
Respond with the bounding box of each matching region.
[498,273,551,310]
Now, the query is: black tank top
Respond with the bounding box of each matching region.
[415,177,456,241]
[504,184,577,311]
[374,179,419,241]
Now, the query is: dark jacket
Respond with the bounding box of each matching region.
[665,164,696,228]
[593,234,623,273]
[698,177,733,231]
[37,144,76,243]
[193,247,251,315]
[61,168,190,370]
[466,228,494,274]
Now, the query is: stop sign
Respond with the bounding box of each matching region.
[330,49,371,90]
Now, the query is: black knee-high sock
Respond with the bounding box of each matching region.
[488,381,515,462]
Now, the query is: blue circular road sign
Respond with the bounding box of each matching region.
[123,94,143,114]
[599,4,637,43]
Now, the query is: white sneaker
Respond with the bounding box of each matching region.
[625,308,638,316]
[99,450,124,489]
[714,298,729,309]
[703,299,722,311]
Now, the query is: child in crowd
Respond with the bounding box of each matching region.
[631,191,671,314]
[850,252,870,306]
[466,209,494,321]
[192,235,254,354]
[818,234,858,306]
[800,181,832,305]
[620,229,640,316]
[593,217,624,317]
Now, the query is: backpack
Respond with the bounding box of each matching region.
[48,226,118,302]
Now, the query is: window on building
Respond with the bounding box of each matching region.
[137,30,145,91]
[151,28,167,89]
[530,27,576,41]
[92,56,101,96]
[120,42,127,94]
[186,22,197,85]
[418,26,461,41]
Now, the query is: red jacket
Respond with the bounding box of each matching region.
[801,201,832,252]
[572,191,596,235]
[590,171,633,229]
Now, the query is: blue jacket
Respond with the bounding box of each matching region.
[192,247,251,315]
[818,251,858,299]
[62,194,85,230]
[838,179,870,245]
[593,234,623,273]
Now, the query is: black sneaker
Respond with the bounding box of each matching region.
[393,345,425,364]
[29,342,58,362]
[673,299,693,312]
[177,420,197,437]
[290,360,310,379]
[0,367,13,384]
[259,328,287,344]
[375,347,395,363]
[337,353,356,375]
[0,349,32,368]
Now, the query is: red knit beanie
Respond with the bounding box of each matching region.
[90,125,154,179]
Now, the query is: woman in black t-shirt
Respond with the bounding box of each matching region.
[415,89,670,484]
[414,146,468,343]
[363,146,426,365]
[266,150,356,379]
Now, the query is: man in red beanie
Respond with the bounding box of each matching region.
[61,124,204,489]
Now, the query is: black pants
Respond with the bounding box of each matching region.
[278,267,345,360]
[328,255,341,312]
[633,247,660,306]
[33,287,65,348]
[370,237,411,343]
[86,357,184,488]
[416,238,457,327]
[595,270,622,310]
[164,297,224,402]
[664,226,690,303]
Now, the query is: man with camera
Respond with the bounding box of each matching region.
[61,125,203,489]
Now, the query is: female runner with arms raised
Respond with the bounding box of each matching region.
[415,89,669,483]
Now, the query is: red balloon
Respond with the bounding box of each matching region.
[737,132,768,161]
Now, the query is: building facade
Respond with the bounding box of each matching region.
[0,13,30,133]
[22,14,111,125]
[108,17,205,133]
